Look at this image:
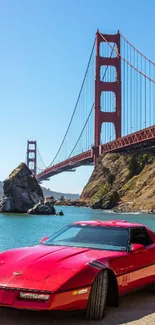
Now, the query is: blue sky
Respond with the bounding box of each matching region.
[0,0,154,194]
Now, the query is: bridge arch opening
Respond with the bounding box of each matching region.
[100,42,116,58]
[101,123,115,144]
[100,66,116,83]
[100,91,115,113]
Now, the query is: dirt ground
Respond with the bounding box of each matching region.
[1,288,155,325]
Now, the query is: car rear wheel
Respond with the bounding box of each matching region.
[86,270,108,320]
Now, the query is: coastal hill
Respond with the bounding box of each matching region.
[0,181,79,201]
[81,151,155,213]
[41,187,79,200]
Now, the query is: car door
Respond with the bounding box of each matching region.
[126,227,155,291]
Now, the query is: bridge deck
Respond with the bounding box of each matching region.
[37,150,93,182]
[36,125,155,182]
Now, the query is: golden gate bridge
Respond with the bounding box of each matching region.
[26,30,155,182]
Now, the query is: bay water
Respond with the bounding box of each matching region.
[0,206,155,251]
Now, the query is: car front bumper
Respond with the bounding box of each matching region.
[0,286,91,311]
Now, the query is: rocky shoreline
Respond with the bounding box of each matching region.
[55,198,155,214]
[54,199,89,207]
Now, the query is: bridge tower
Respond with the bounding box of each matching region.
[26,140,37,176]
[93,30,121,164]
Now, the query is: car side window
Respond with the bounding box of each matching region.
[130,227,153,246]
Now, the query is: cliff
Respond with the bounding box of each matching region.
[81,151,155,213]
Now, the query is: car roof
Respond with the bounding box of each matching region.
[73,220,145,228]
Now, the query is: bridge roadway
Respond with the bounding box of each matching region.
[36,125,155,182]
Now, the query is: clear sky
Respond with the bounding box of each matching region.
[0,0,154,194]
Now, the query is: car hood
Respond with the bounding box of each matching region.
[0,245,125,291]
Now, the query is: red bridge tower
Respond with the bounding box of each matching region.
[26,140,37,176]
[93,30,121,163]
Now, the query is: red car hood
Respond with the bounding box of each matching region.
[0,245,125,291]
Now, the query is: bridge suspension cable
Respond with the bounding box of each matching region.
[118,32,155,136]
[37,145,47,168]
[120,33,154,65]
[68,45,115,158]
[99,32,155,83]
[47,39,96,167]
[35,145,48,173]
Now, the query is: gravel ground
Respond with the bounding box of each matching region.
[1,289,155,325]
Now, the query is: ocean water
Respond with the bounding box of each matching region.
[0,206,155,251]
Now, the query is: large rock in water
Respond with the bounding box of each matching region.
[0,163,44,213]
[28,201,56,215]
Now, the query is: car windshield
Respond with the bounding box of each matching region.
[43,225,129,251]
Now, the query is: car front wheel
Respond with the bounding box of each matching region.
[86,269,108,320]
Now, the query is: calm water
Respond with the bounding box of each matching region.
[0,206,155,251]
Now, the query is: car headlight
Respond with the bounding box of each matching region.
[20,292,50,301]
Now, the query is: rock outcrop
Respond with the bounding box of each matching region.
[54,199,89,207]
[28,201,56,215]
[0,163,44,213]
[81,150,155,212]
[91,191,120,210]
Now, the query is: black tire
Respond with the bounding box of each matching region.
[86,270,108,320]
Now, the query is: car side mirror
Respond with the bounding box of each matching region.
[129,243,145,252]
[40,236,49,244]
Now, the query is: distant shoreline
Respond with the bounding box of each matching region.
[54,199,155,214]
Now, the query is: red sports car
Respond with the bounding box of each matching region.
[0,220,155,320]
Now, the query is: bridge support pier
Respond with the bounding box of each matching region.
[26,140,37,176]
[93,30,121,165]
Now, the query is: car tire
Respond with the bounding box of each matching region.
[86,269,108,320]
